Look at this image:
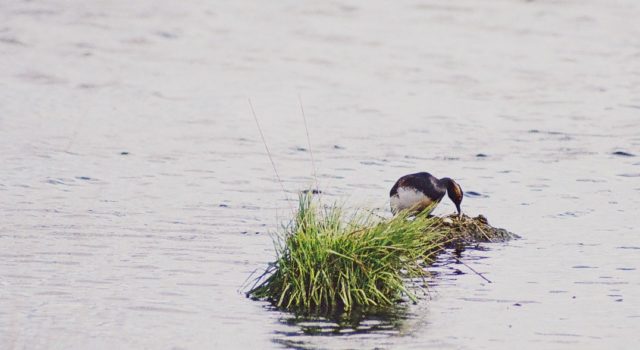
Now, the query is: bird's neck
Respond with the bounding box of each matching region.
[439,177,454,190]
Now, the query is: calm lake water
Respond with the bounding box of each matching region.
[1,0,639,349]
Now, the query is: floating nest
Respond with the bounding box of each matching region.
[433,213,518,246]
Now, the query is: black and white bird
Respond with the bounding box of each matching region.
[389,172,463,216]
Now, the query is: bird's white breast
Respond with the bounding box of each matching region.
[390,187,434,214]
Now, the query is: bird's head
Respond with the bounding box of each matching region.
[444,179,463,216]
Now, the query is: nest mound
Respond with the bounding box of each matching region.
[433,213,518,244]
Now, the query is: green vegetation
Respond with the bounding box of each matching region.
[248,194,514,315]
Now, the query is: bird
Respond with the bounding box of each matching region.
[389,172,463,216]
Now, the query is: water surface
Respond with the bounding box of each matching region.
[1,0,639,349]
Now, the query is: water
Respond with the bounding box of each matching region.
[1,0,639,348]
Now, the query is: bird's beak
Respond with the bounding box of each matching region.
[456,204,462,218]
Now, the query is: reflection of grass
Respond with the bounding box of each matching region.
[276,302,410,337]
[248,193,514,315]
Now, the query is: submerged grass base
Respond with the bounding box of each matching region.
[248,194,514,315]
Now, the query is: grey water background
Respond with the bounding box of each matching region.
[1,0,639,349]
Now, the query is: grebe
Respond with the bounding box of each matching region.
[389,172,463,216]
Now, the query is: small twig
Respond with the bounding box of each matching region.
[477,224,491,241]
[244,263,277,294]
[441,249,493,284]
[298,95,319,193]
[239,267,261,293]
[249,98,294,214]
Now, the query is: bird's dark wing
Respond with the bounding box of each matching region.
[390,172,446,202]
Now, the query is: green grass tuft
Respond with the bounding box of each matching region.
[248,194,446,314]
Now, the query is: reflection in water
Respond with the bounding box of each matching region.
[272,304,410,349]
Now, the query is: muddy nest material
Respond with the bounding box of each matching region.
[433,213,518,244]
